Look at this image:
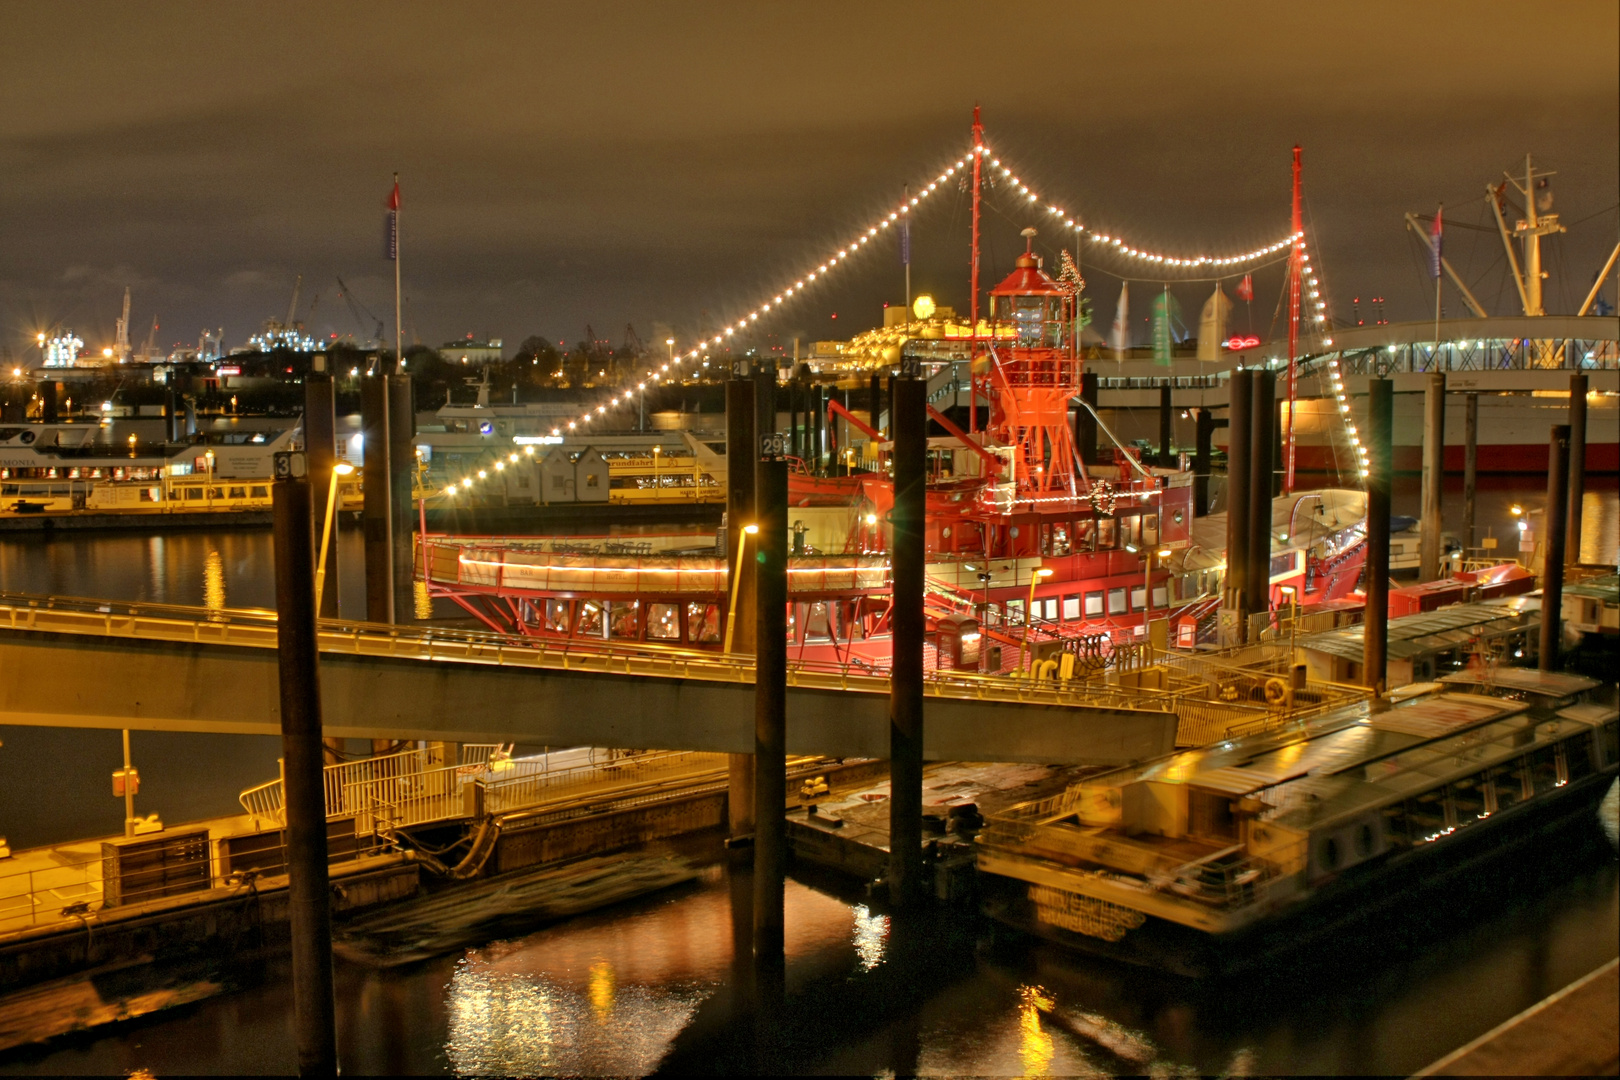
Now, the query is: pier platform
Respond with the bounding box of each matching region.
[1415,956,1619,1076]
[786,760,1103,898]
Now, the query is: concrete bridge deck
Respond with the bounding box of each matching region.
[0,594,1179,765]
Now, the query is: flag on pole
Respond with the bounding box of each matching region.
[385,181,400,261]
[1197,284,1233,361]
[1428,205,1443,280]
[1236,273,1254,302]
[1110,282,1130,360]
[899,216,910,266]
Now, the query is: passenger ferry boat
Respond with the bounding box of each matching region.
[975,672,1618,974]
[0,422,305,516]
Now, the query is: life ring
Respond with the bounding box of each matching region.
[1264,677,1290,706]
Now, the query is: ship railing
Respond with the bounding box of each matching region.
[1161,841,1305,909]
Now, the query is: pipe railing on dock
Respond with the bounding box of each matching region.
[0,832,396,936]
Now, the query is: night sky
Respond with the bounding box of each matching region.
[4,1,1616,362]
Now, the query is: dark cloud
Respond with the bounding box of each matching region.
[2,0,1615,357]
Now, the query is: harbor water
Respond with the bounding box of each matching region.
[0,477,1614,1074]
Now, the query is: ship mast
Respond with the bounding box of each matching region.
[1285,145,1302,493]
[1490,153,1564,317]
[970,105,983,436]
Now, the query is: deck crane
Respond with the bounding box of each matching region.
[336,276,385,346]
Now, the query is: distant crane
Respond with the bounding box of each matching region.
[336,276,385,346]
[138,317,160,363]
[114,287,132,361]
[285,275,303,330]
[622,322,645,355]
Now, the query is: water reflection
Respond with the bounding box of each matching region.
[851,903,889,971]
[203,549,226,610]
[1016,985,1057,1076]
[446,958,707,1077]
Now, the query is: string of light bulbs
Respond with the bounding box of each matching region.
[978,143,1303,269]
[1298,238,1370,478]
[441,141,1313,497]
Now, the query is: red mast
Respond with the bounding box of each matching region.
[970,105,984,435]
[1285,144,1303,492]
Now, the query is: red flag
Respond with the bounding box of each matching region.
[388,181,400,212]
[1236,273,1254,302]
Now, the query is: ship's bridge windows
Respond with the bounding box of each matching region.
[803,601,834,644]
[647,603,679,641]
[577,600,605,638]
[687,602,721,643]
[543,599,571,634]
[228,487,247,499]
[1130,586,1147,612]
[1063,595,1080,621]
[1107,587,1126,616]
[606,600,639,639]
[1085,591,1104,618]
[992,294,1065,348]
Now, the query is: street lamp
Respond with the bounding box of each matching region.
[314,461,356,613]
[203,449,215,509]
[1021,566,1054,673]
[651,444,661,499]
[1279,583,1299,659]
[722,523,759,654]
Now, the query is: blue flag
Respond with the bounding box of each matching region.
[385,181,399,261]
[1428,205,1442,280]
[899,217,910,266]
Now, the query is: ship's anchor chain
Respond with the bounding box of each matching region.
[1087,479,1117,518]
[1067,632,1110,674]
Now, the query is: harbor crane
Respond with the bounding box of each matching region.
[336,276,385,346]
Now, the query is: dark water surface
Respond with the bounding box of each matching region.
[0,479,1615,1075]
[0,842,1614,1076]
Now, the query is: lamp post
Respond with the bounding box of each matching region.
[1149,546,1171,656]
[722,523,758,654]
[1279,583,1298,660]
[314,461,356,614]
[651,444,661,500]
[204,449,215,509]
[1021,566,1054,673]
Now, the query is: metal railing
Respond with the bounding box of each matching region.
[0,831,395,936]
[482,750,727,814]
[0,591,1359,742]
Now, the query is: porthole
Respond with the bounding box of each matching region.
[1010,526,1020,538]
[1355,823,1375,858]
[1321,837,1340,870]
